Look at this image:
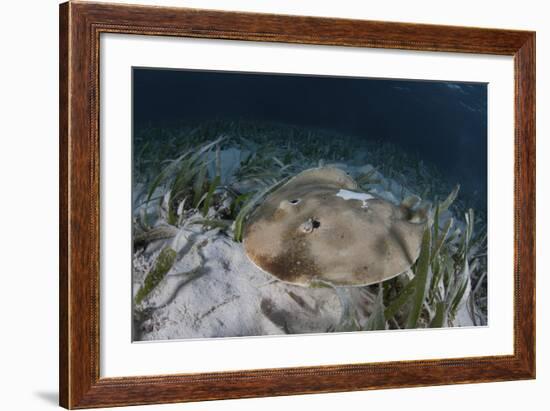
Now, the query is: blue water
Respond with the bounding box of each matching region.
[133,68,487,213]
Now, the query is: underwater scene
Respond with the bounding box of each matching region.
[132,68,488,341]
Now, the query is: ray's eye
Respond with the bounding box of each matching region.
[312,219,321,229]
[289,199,301,205]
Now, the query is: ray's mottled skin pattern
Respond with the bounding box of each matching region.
[249,230,320,284]
[243,167,427,287]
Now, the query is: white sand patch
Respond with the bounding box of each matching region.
[134,227,345,341]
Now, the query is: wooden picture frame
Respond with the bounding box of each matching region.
[59,1,535,408]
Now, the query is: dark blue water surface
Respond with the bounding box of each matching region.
[133,68,487,211]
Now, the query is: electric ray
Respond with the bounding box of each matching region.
[243,167,428,286]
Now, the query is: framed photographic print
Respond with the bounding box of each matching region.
[59,1,535,408]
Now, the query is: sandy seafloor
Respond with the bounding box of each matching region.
[132,143,482,341]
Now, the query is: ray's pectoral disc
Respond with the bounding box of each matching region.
[243,167,428,286]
